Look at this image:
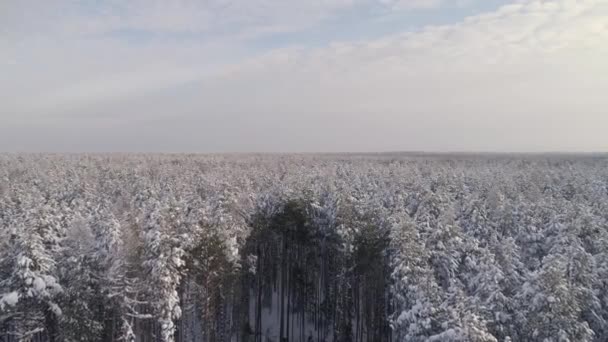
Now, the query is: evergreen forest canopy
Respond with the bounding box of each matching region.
[1,153,608,342]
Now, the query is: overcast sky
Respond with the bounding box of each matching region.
[1,0,607,153]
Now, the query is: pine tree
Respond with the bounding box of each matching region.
[141,201,187,342]
[517,243,595,342]
[0,205,64,341]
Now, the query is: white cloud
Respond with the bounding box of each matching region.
[1,0,607,152]
[380,0,449,10]
[1,0,477,39]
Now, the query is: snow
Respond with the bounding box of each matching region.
[0,291,19,309]
[33,277,46,292]
[49,302,62,316]
[1,154,607,342]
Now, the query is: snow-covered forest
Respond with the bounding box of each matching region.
[1,153,608,342]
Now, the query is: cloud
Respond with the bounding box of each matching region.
[1,0,607,152]
[1,0,485,117]
[1,0,477,39]
[379,0,452,10]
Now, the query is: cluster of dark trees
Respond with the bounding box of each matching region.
[238,200,392,342]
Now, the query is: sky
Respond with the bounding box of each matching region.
[1,0,607,153]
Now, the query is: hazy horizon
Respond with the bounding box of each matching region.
[2,0,607,153]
